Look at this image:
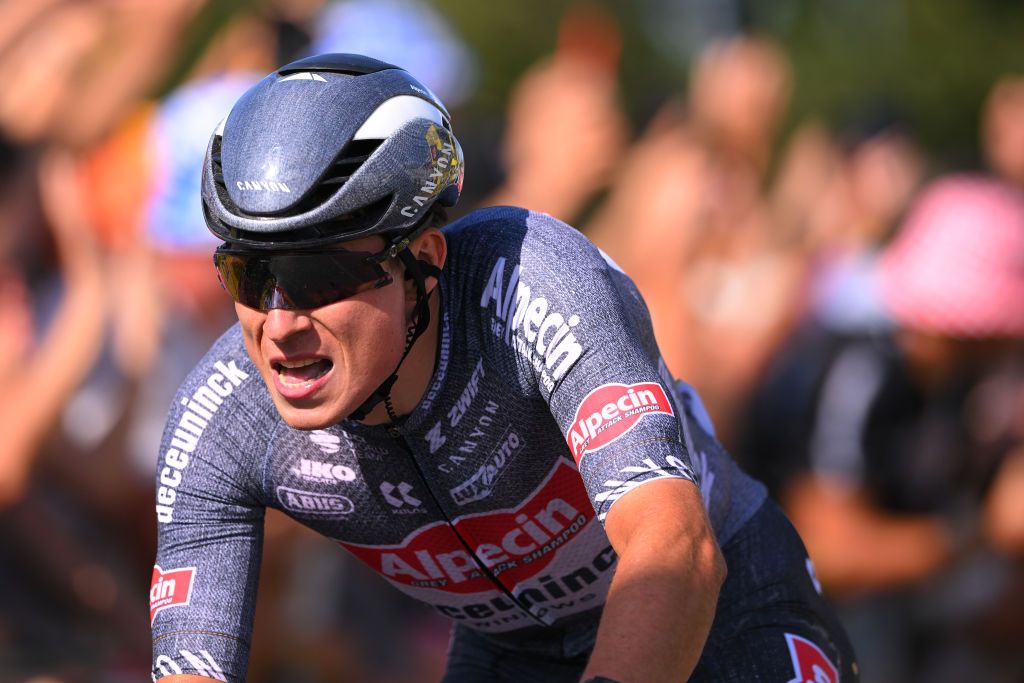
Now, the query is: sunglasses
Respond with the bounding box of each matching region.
[213,242,398,311]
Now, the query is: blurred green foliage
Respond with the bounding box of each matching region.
[155,0,254,99]
[463,0,1024,162]
[778,0,1024,166]
[171,0,1024,167]
[449,0,1024,167]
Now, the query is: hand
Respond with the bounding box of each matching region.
[983,447,1024,554]
[488,52,628,221]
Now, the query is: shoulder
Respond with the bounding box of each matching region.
[156,324,274,523]
[166,324,274,441]
[177,324,260,402]
[445,205,593,248]
[443,206,619,282]
[439,207,647,395]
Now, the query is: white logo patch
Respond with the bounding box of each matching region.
[277,487,354,516]
[381,481,424,513]
[309,430,342,454]
[291,458,357,484]
[479,258,583,390]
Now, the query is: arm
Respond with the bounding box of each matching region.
[783,473,953,593]
[581,478,725,683]
[0,149,107,506]
[151,350,266,682]
[499,214,723,679]
[484,49,626,223]
[983,447,1024,554]
[484,213,723,679]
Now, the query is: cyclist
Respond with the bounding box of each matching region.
[151,53,857,682]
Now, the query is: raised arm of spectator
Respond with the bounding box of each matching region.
[483,9,627,223]
[784,474,955,593]
[0,148,107,506]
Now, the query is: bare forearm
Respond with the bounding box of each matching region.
[28,267,106,400]
[581,481,726,683]
[786,477,953,592]
[582,538,723,682]
[813,516,950,590]
[0,252,107,472]
[983,449,1024,554]
[17,147,108,444]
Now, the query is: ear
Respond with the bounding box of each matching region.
[404,227,447,302]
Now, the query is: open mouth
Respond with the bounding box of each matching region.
[273,358,334,387]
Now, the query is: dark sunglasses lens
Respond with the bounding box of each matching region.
[214,250,392,310]
[279,252,391,308]
[214,253,272,307]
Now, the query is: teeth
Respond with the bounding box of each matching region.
[279,359,319,369]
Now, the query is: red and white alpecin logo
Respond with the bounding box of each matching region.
[567,382,674,463]
[786,633,838,683]
[340,462,593,594]
[150,565,196,624]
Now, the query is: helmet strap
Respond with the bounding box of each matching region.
[347,251,441,423]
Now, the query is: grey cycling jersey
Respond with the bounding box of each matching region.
[150,207,766,681]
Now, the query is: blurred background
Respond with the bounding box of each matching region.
[2,0,1024,681]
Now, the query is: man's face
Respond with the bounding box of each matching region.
[233,236,408,430]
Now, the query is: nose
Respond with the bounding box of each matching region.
[264,305,314,343]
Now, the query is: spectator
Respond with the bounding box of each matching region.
[485,3,628,223]
[0,147,107,508]
[740,175,1024,682]
[588,33,800,444]
[982,76,1024,189]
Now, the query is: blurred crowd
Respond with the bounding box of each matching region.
[1,1,1023,682]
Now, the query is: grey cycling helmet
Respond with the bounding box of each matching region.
[202,53,463,248]
[203,54,462,422]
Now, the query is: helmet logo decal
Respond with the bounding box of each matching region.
[236,180,292,193]
[400,124,460,218]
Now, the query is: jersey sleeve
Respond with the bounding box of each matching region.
[476,210,699,523]
[150,351,268,682]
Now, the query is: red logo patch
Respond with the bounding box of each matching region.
[567,382,674,463]
[786,633,838,683]
[150,565,196,624]
[341,462,593,594]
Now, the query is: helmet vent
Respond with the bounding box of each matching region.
[277,53,399,78]
[210,134,251,216]
[282,138,384,216]
[319,139,383,187]
[211,134,225,185]
[210,136,383,218]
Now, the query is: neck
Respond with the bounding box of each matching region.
[361,287,442,425]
